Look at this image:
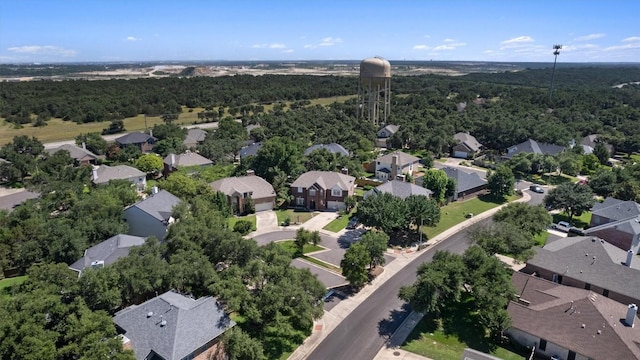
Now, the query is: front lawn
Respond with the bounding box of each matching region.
[323,209,356,232]
[276,240,324,257]
[402,298,527,360]
[422,194,516,240]
[228,214,257,231]
[534,231,550,246]
[275,209,316,225]
[552,211,592,229]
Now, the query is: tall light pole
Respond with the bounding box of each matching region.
[548,44,562,102]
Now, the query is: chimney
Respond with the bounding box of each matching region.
[246,169,255,176]
[390,154,399,181]
[170,154,176,168]
[82,142,86,150]
[149,129,153,138]
[625,304,637,327]
[626,250,634,267]
[92,166,99,181]
[341,167,349,175]
[151,186,159,195]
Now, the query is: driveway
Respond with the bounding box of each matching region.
[253,210,278,233]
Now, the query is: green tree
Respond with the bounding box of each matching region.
[493,202,552,236]
[101,119,125,135]
[588,168,617,197]
[544,183,595,220]
[470,222,536,261]
[404,194,440,232]
[224,327,265,360]
[252,137,305,183]
[310,230,321,247]
[76,132,108,155]
[294,228,311,257]
[357,192,407,234]
[359,231,388,269]
[135,153,163,175]
[340,242,370,289]
[421,169,450,204]
[233,220,254,235]
[487,165,515,199]
[593,142,610,165]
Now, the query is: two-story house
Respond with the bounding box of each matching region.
[209,172,276,214]
[290,171,355,211]
[123,188,181,240]
[584,198,640,253]
[374,151,420,181]
[115,132,157,153]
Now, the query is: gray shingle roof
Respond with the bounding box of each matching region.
[376,151,420,167]
[92,165,146,184]
[377,124,399,137]
[115,132,157,145]
[304,143,350,157]
[183,129,207,146]
[363,180,432,200]
[164,152,213,168]
[210,175,275,200]
[69,234,146,274]
[591,198,640,222]
[47,144,98,162]
[526,236,640,302]
[126,190,181,222]
[453,132,483,152]
[508,272,640,360]
[585,217,640,237]
[290,171,355,191]
[505,139,565,158]
[441,166,487,194]
[239,142,262,158]
[113,291,235,360]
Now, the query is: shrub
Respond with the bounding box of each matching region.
[233,220,254,235]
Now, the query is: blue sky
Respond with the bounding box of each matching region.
[1,1,639,63]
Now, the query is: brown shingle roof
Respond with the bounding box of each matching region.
[290,171,355,191]
[210,175,275,201]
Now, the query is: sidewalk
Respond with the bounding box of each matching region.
[288,191,531,360]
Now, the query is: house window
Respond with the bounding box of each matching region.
[309,189,316,196]
[296,197,304,206]
[332,188,342,197]
[539,339,547,351]
[584,283,591,290]
[552,274,558,283]
[603,289,609,297]
[298,187,303,193]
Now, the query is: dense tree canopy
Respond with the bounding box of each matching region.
[544,183,595,220]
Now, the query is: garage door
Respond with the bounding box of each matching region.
[254,201,273,212]
[454,151,468,159]
[327,201,345,211]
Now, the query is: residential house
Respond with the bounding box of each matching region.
[377,124,399,138]
[507,271,640,360]
[239,142,262,159]
[503,139,565,160]
[451,132,483,159]
[183,128,207,148]
[69,234,146,276]
[0,189,39,212]
[363,179,432,200]
[290,171,355,211]
[163,152,213,176]
[580,134,614,156]
[304,143,350,157]
[522,236,640,306]
[115,132,157,153]
[47,143,98,165]
[209,172,276,213]
[123,189,181,240]
[92,165,146,190]
[441,166,488,201]
[113,290,235,360]
[374,151,420,181]
[585,198,640,253]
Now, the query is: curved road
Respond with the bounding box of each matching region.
[306,188,544,360]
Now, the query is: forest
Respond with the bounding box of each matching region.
[1,65,640,359]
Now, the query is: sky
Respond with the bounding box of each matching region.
[1,0,639,63]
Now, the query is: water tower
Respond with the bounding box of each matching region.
[358,57,391,126]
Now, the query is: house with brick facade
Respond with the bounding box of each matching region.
[451,132,483,159]
[209,172,276,214]
[113,291,235,360]
[522,236,640,305]
[507,272,640,360]
[115,132,157,153]
[290,171,355,211]
[584,198,640,253]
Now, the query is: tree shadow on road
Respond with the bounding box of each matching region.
[377,303,412,341]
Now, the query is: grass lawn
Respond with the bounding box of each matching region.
[275,209,316,225]
[534,231,550,246]
[323,209,356,232]
[0,276,28,298]
[402,297,527,360]
[422,194,517,240]
[276,240,324,256]
[228,214,257,231]
[552,211,592,229]
[302,255,342,273]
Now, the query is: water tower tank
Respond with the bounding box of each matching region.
[360,57,391,85]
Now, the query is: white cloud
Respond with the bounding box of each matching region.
[283,49,294,53]
[319,37,343,46]
[604,42,640,51]
[413,45,430,50]
[500,36,534,49]
[574,33,605,41]
[433,45,455,51]
[125,36,140,41]
[252,43,287,49]
[443,38,456,43]
[431,41,466,51]
[269,43,286,49]
[623,36,640,42]
[7,45,76,57]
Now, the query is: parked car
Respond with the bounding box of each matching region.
[552,221,572,232]
[529,185,544,193]
[346,216,359,230]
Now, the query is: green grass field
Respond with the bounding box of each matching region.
[275,209,316,225]
[422,194,516,240]
[228,214,257,231]
[0,276,28,298]
[323,208,356,232]
[276,240,324,257]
